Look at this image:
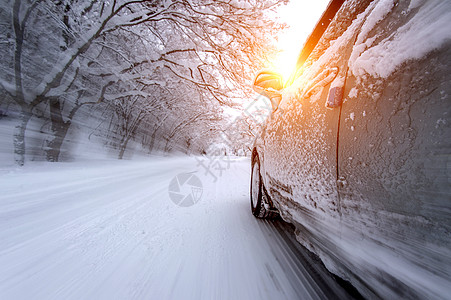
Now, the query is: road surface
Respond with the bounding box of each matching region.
[0,156,361,299]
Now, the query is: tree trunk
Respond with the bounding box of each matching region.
[13,107,32,166]
[148,127,159,154]
[45,123,71,162]
[118,116,144,159]
[118,136,130,159]
[45,98,71,162]
[164,137,172,153]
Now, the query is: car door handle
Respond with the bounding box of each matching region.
[327,86,344,108]
[300,67,338,99]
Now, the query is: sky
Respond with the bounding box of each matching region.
[272,0,331,81]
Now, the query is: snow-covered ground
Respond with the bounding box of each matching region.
[0,157,356,300]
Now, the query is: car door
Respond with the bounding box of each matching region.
[262,1,371,240]
[336,1,451,298]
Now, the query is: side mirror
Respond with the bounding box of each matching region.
[252,70,283,111]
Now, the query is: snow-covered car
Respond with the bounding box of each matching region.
[250,0,451,299]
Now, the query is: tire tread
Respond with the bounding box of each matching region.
[251,155,279,219]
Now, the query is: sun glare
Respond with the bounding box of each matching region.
[272,0,331,84]
[271,38,301,83]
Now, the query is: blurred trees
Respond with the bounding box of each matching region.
[0,0,286,165]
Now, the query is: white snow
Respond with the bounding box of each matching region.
[0,157,349,300]
[354,0,394,50]
[350,0,451,78]
[408,0,426,11]
[348,87,358,98]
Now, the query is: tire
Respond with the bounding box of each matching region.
[250,154,279,219]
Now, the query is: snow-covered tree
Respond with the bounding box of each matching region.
[0,0,286,164]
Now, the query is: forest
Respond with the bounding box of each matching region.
[0,0,286,165]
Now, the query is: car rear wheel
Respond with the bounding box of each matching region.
[251,155,278,219]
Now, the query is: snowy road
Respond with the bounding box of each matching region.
[0,157,359,300]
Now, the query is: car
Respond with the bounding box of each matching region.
[250,0,451,299]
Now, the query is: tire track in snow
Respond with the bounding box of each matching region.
[0,157,362,300]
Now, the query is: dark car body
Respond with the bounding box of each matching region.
[251,0,451,299]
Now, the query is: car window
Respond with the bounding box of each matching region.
[300,0,372,76]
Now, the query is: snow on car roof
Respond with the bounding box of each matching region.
[349,0,451,78]
[282,0,451,105]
